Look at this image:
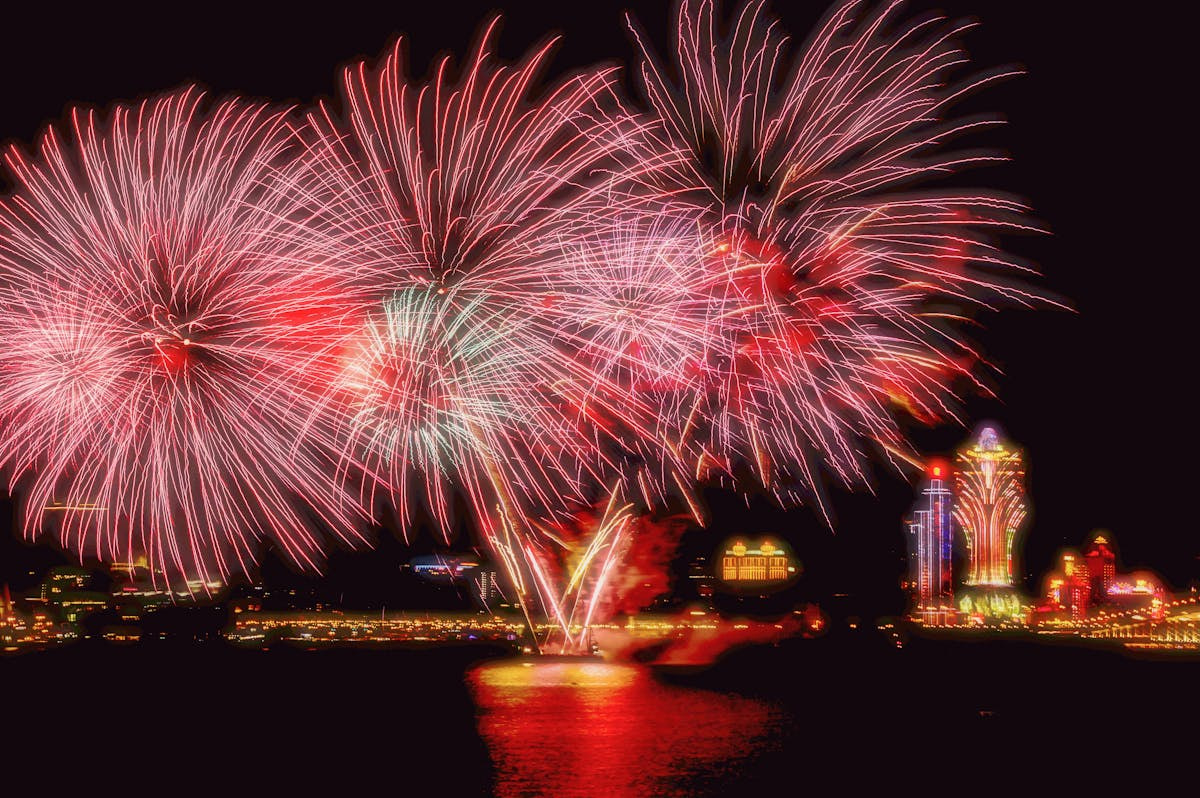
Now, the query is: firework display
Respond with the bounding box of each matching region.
[297,20,689,642]
[0,89,366,584]
[0,2,1040,639]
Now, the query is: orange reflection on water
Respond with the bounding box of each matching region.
[468,661,784,797]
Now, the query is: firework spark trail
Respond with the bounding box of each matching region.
[301,20,685,633]
[0,89,367,585]
[626,0,1054,515]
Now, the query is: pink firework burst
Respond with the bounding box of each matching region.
[299,19,681,632]
[629,0,1051,513]
[0,89,366,585]
[303,20,678,527]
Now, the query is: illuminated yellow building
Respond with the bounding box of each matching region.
[954,426,1027,587]
[720,540,793,582]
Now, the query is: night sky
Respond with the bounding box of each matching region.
[1,1,1196,610]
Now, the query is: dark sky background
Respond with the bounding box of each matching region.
[1,1,1196,612]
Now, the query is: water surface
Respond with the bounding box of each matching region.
[468,661,788,797]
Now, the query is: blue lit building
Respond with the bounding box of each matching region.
[906,462,955,620]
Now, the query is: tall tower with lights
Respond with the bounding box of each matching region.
[954,426,1027,587]
[906,461,954,613]
[1083,534,1117,604]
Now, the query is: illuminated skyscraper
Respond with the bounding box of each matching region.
[1083,534,1117,604]
[1056,552,1090,620]
[954,426,1028,587]
[906,462,954,613]
[476,568,501,608]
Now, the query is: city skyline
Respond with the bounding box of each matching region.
[5,408,1198,622]
[6,417,1194,641]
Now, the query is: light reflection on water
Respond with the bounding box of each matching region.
[467,661,788,797]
